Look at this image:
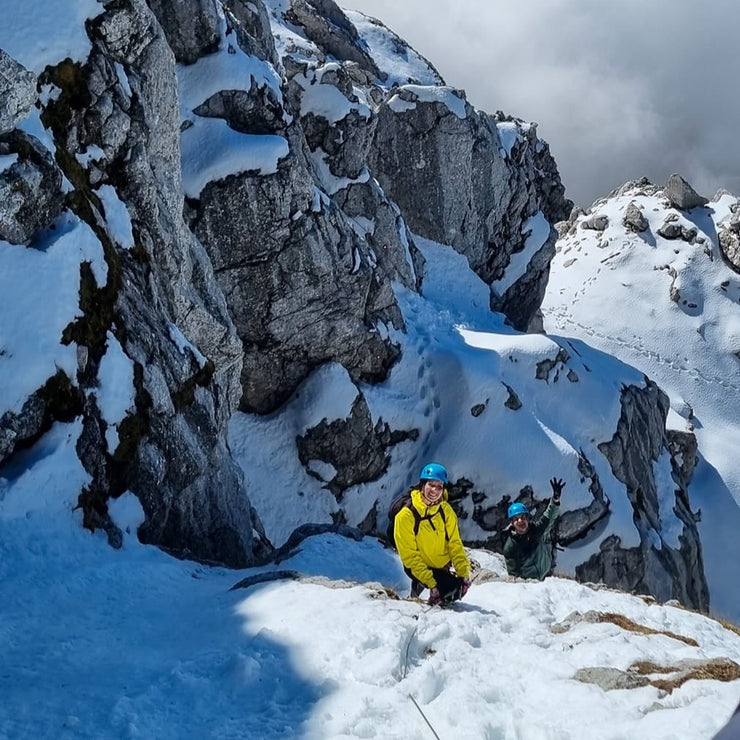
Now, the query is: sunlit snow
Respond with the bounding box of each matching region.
[2,2,740,738]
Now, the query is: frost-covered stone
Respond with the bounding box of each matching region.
[0,50,37,134]
[0,131,64,244]
[585,380,708,611]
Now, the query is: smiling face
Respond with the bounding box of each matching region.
[421,479,444,505]
[511,513,530,535]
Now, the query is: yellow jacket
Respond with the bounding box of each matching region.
[394,488,470,589]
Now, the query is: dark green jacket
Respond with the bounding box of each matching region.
[503,499,560,580]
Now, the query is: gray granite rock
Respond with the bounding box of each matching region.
[29,0,269,565]
[146,0,220,64]
[0,131,64,244]
[0,50,37,134]
[664,173,708,210]
[584,379,709,612]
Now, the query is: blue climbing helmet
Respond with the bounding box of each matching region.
[419,462,448,484]
[508,502,529,519]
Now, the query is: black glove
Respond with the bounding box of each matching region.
[550,477,565,504]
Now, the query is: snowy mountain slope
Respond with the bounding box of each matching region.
[2,460,739,739]
[2,1,740,734]
[542,182,740,622]
[203,1,717,621]
[230,232,710,614]
[0,0,735,673]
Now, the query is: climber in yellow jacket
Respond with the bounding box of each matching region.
[393,462,471,605]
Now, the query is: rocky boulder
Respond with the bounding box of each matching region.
[664,173,709,211]
[0,131,64,245]
[622,201,649,233]
[718,197,740,273]
[0,50,37,135]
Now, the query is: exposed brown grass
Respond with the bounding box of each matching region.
[550,577,740,636]
[630,661,676,675]
[597,612,698,646]
[715,616,740,638]
[628,658,740,693]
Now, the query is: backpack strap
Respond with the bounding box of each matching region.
[409,501,449,540]
[407,501,423,536]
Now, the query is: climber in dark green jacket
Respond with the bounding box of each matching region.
[503,478,564,580]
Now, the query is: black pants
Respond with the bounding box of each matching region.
[405,566,464,601]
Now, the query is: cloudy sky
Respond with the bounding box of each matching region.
[341,0,740,208]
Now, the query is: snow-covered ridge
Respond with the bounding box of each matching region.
[543,180,740,621]
[343,8,444,87]
[0,0,713,618]
[387,84,468,118]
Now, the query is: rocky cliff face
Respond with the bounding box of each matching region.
[0,0,711,609]
[456,355,708,611]
[1,0,268,565]
[580,380,708,611]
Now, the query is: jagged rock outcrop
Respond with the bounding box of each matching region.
[664,173,709,211]
[577,379,708,611]
[285,0,381,79]
[187,122,403,413]
[370,96,571,331]
[0,130,65,244]
[557,453,611,545]
[296,394,417,499]
[452,341,706,610]
[718,197,740,273]
[0,50,37,135]
[173,2,407,415]
[0,0,269,566]
[224,0,280,69]
[145,0,571,539]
